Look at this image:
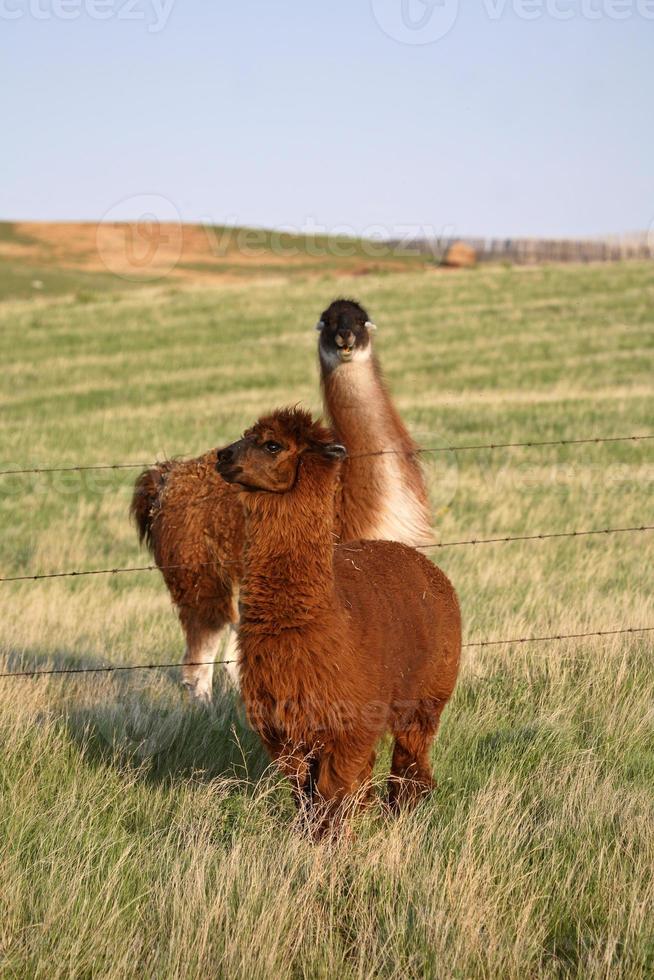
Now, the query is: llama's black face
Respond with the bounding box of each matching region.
[317,299,376,371]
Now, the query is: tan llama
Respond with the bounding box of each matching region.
[216,407,461,837]
[131,299,433,703]
[317,299,432,546]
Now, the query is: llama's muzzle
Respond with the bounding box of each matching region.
[217,445,234,465]
[216,442,243,483]
[335,331,356,361]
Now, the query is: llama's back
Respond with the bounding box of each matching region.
[334,539,461,704]
[131,452,244,627]
[131,460,175,553]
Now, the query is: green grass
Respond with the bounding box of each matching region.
[0,261,138,302]
[1,260,654,978]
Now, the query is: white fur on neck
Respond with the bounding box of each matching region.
[319,339,372,373]
[326,355,433,547]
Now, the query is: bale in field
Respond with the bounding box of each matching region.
[216,407,461,838]
[443,241,477,268]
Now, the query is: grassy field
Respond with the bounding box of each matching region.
[1,255,653,978]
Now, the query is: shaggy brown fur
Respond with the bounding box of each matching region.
[131,453,244,695]
[217,407,461,837]
[131,299,434,703]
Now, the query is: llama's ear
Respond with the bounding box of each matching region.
[319,443,347,461]
[365,320,377,332]
[315,320,325,332]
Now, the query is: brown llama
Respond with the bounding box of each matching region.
[131,299,433,704]
[131,457,244,697]
[216,407,461,837]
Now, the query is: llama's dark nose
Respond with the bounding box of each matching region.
[217,446,234,465]
[336,330,355,349]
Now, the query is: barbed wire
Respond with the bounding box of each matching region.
[463,626,654,648]
[419,524,654,550]
[371,433,654,461]
[1,626,652,680]
[0,432,652,477]
[1,524,651,584]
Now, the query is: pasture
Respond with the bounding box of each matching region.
[1,257,653,977]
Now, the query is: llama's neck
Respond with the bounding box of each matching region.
[239,461,340,635]
[321,349,433,546]
[321,349,409,453]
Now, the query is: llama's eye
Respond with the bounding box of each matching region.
[264,441,283,454]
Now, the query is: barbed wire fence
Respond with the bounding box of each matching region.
[0,523,651,584]
[1,432,652,477]
[0,429,652,682]
[2,627,653,682]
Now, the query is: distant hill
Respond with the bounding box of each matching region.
[0,221,429,301]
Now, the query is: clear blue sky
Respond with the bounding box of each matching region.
[1,0,652,237]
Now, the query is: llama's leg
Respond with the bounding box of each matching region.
[388,702,445,811]
[259,736,317,815]
[388,734,434,811]
[362,749,377,805]
[181,620,225,705]
[221,623,240,687]
[312,742,376,839]
[283,752,320,820]
[180,579,239,703]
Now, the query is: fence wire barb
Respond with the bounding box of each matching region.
[1,626,652,680]
[1,433,652,477]
[418,524,654,551]
[1,524,651,584]
[463,626,654,648]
